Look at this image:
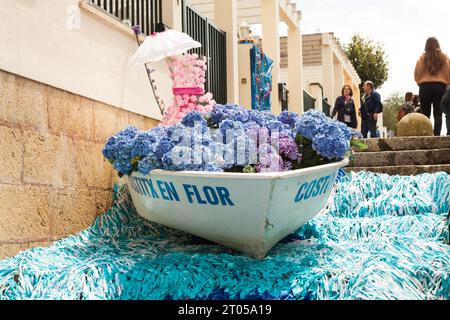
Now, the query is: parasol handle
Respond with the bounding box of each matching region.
[134,32,166,116]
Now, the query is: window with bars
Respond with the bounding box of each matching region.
[182,1,227,104]
[87,0,162,35]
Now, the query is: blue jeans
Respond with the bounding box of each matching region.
[361,120,377,138]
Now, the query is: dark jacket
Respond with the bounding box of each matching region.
[331,96,358,129]
[360,91,383,121]
[441,86,450,115]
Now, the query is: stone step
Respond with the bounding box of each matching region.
[347,165,450,176]
[357,136,450,152]
[349,148,450,167]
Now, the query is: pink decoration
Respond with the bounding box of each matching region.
[161,54,217,126]
[172,87,205,96]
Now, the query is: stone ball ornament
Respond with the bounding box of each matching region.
[397,113,434,137]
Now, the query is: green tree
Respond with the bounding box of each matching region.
[345,34,389,91]
[383,92,403,134]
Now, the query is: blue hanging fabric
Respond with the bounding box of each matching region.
[250,44,273,111]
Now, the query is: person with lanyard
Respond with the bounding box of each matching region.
[359,81,383,138]
[331,85,358,129]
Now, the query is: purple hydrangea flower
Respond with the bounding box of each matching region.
[256,152,284,173]
[278,136,299,161]
[132,25,141,35]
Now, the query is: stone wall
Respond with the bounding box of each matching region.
[280,34,323,70]
[0,69,159,259]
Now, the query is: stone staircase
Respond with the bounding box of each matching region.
[347,136,450,175]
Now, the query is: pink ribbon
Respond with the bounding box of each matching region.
[172,87,205,96]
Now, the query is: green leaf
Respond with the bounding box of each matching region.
[243,165,257,174]
[350,139,368,150]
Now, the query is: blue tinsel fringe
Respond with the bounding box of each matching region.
[0,171,449,300]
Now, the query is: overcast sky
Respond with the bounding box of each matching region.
[295,0,450,99]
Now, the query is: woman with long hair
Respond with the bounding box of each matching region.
[414,37,450,136]
[331,85,358,129]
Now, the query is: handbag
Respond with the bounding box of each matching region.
[344,99,354,115]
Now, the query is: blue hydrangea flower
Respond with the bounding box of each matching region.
[246,110,277,126]
[102,136,117,160]
[154,137,174,159]
[102,126,139,161]
[103,103,359,175]
[113,159,133,175]
[209,104,246,124]
[265,120,290,134]
[334,121,356,141]
[312,122,350,159]
[130,131,155,158]
[295,110,328,140]
[234,109,251,123]
[278,111,299,128]
[181,110,207,129]
[219,119,244,137]
[162,146,192,171]
[138,157,161,175]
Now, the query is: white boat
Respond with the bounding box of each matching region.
[127,159,348,259]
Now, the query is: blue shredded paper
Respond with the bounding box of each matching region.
[0,171,449,300]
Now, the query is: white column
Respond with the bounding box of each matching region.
[333,59,344,102]
[238,43,253,110]
[162,0,182,31]
[353,85,361,131]
[214,0,239,104]
[321,33,334,106]
[287,26,303,114]
[261,0,281,115]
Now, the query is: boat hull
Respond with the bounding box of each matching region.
[128,159,348,259]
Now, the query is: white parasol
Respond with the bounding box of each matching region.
[129,28,202,115]
[130,29,202,65]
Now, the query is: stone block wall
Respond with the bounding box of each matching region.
[0,69,159,259]
[280,34,323,70]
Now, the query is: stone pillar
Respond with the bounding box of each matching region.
[333,59,344,103]
[238,43,253,110]
[353,85,362,131]
[162,0,182,31]
[287,26,303,114]
[261,0,281,115]
[321,33,334,107]
[214,0,239,104]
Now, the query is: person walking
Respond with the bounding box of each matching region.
[441,86,450,136]
[360,81,383,138]
[331,85,358,129]
[413,94,421,113]
[397,92,415,121]
[414,37,450,136]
